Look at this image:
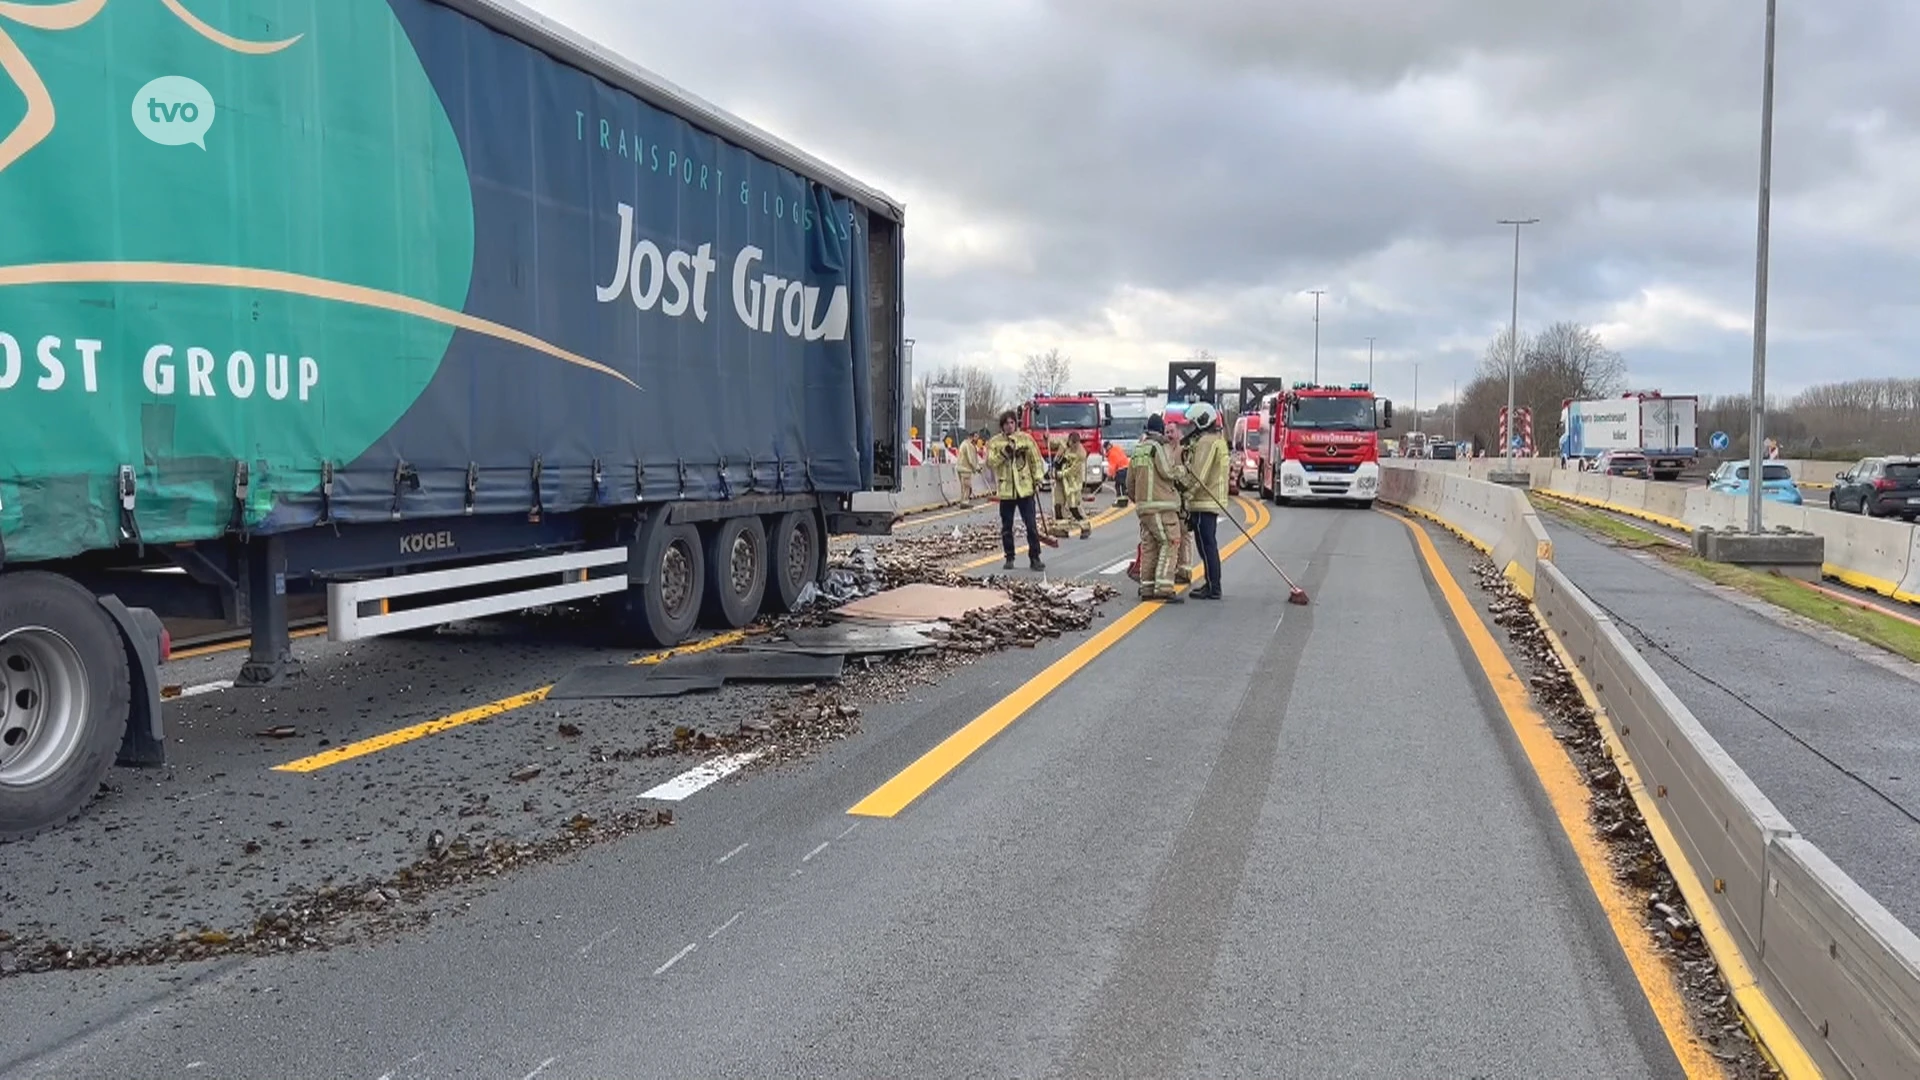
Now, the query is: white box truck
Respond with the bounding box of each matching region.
[1559,393,1699,480]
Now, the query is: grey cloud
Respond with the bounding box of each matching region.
[525,0,1920,394]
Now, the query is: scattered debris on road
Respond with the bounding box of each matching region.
[0,519,1119,978]
[1472,557,1778,1080]
[0,807,675,976]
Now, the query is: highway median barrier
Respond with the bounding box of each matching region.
[849,464,963,517]
[1385,461,1920,1076]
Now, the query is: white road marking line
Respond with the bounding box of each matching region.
[716,841,749,865]
[653,942,697,975]
[708,910,744,939]
[1099,558,1132,575]
[521,1058,558,1080]
[836,822,860,841]
[169,680,233,699]
[638,751,764,801]
[802,841,830,863]
[578,927,619,957]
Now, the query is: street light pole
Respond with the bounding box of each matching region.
[1451,378,1458,443]
[1413,362,1420,421]
[1498,218,1540,466]
[1366,336,1375,387]
[1746,0,1778,534]
[1309,289,1327,382]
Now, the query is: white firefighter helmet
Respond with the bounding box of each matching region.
[1187,402,1220,430]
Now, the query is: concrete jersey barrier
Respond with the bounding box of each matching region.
[1382,464,1920,1075]
[1379,464,1551,597]
[1530,467,1920,606]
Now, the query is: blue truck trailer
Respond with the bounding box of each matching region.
[0,0,906,836]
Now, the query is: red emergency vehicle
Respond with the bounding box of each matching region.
[1259,382,1394,509]
[1018,393,1110,494]
[1230,412,1265,491]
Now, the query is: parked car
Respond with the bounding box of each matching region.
[1597,449,1651,478]
[1709,461,1803,505]
[1830,456,1920,520]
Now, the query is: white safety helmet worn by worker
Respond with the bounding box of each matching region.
[1187,402,1220,430]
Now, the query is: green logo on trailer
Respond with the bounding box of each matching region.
[0,0,476,558]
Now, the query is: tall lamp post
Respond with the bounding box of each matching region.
[1309,289,1327,382]
[1746,0,1778,534]
[1498,218,1540,468]
[1366,336,1376,387]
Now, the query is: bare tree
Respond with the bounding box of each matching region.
[910,363,1014,438]
[1017,348,1073,400]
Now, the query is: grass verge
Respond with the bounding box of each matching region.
[1535,496,1920,665]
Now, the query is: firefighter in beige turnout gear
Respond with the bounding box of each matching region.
[956,430,989,507]
[1048,433,1094,539]
[1129,414,1192,602]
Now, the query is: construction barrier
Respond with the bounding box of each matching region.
[1511,463,1920,606]
[1385,462,1920,1076]
[1379,464,1552,597]
[848,464,963,517]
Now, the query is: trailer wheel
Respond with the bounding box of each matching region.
[624,521,705,648]
[0,572,131,839]
[701,516,768,629]
[763,509,823,614]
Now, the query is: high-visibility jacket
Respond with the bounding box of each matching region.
[1127,434,1188,511]
[1106,441,1130,475]
[1186,431,1231,512]
[958,439,987,474]
[988,431,1044,499]
[1058,439,1089,483]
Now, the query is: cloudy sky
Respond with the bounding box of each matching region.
[525,0,1919,407]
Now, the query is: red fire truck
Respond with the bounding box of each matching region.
[1018,393,1111,494]
[1259,382,1394,508]
[1230,411,1265,491]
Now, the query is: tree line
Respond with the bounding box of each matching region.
[1424,324,1920,460]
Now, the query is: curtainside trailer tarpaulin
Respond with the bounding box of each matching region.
[0,0,900,562]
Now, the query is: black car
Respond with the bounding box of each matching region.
[1829,456,1920,520]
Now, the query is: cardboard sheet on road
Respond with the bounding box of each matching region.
[549,650,846,699]
[746,623,943,656]
[831,583,1011,623]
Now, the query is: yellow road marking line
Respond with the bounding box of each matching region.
[956,502,1134,571]
[849,498,1269,818]
[168,626,328,661]
[271,630,748,773]
[1381,507,1725,1078]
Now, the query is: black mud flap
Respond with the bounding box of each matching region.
[98,595,166,766]
[826,509,895,537]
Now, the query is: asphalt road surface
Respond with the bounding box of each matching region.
[1544,521,1920,932]
[3,498,1685,1079]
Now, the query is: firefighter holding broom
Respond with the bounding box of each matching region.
[1048,433,1094,540]
[1128,414,1193,602]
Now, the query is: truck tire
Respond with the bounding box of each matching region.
[763,509,823,615]
[701,516,768,629]
[1653,471,1679,482]
[624,521,706,648]
[0,572,132,839]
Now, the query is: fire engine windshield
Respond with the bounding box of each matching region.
[1287,396,1377,431]
[1106,416,1148,442]
[1031,402,1100,429]
[1243,430,1266,449]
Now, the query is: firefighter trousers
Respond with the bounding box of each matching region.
[1051,485,1089,532]
[1137,510,1181,595]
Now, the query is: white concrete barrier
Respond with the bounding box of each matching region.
[1392,462,1920,1074]
[850,464,963,517]
[1379,464,1552,597]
